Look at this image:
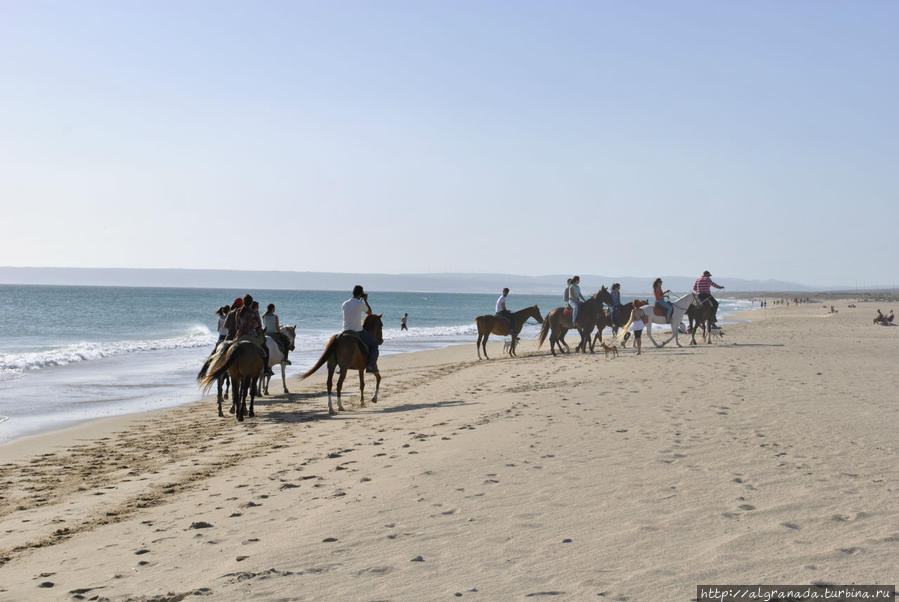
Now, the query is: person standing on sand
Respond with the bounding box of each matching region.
[629,305,644,355]
[401,313,408,331]
[343,285,379,374]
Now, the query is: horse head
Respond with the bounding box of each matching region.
[595,286,614,308]
[529,305,544,324]
[282,324,296,350]
[364,313,384,345]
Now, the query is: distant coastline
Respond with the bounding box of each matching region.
[0,266,859,295]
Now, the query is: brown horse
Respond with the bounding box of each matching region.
[199,341,265,422]
[686,301,717,345]
[301,314,384,415]
[474,305,544,359]
[537,288,614,356]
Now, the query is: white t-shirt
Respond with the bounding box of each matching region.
[342,297,367,331]
[217,316,228,337]
[496,295,508,313]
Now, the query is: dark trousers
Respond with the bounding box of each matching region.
[360,329,379,369]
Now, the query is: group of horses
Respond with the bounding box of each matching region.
[196,288,719,423]
[474,286,721,359]
[197,314,384,420]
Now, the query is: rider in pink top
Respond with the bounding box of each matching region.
[693,271,724,326]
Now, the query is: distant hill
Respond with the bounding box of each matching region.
[0,267,823,294]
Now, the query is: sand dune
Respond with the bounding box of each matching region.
[0,302,896,600]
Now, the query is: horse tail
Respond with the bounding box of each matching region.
[197,342,227,383]
[301,335,339,379]
[618,313,635,343]
[199,345,239,393]
[537,313,551,349]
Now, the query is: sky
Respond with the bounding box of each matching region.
[1,1,897,288]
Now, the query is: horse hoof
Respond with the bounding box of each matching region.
[229,406,235,414]
[329,409,337,415]
[218,411,224,417]
[237,414,244,422]
[248,411,255,418]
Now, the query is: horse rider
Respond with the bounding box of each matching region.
[495,287,515,334]
[609,283,623,324]
[262,303,291,365]
[653,278,673,323]
[223,297,243,340]
[563,278,572,307]
[693,270,724,326]
[342,285,379,374]
[235,294,272,375]
[568,275,586,327]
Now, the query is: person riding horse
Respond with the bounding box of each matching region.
[262,303,291,365]
[693,271,724,326]
[609,283,623,325]
[568,276,587,328]
[653,278,673,323]
[496,288,515,333]
[342,285,379,374]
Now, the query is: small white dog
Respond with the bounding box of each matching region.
[503,336,520,354]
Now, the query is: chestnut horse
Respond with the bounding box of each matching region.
[537,287,615,356]
[199,341,265,422]
[474,305,544,359]
[301,314,384,414]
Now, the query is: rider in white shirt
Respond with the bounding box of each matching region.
[342,285,379,374]
[495,287,515,332]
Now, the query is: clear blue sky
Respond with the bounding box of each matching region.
[2,1,897,287]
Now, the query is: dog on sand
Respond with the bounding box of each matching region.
[600,342,619,358]
[503,336,520,354]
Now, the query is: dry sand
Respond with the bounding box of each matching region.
[0,302,896,600]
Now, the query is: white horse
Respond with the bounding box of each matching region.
[620,292,699,348]
[261,325,296,395]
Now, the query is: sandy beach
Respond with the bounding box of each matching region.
[0,302,896,600]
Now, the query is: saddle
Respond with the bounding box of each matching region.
[653,306,667,317]
[562,308,572,320]
[339,330,369,357]
[267,332,290,356]
[494,314,513,331]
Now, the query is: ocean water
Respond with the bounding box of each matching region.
[0,284,751,443]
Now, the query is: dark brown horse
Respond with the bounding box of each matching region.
[537,288,614,355]
[609,299,650,348]
[199,341,266,422]
[686,301,717,345]
[474,305,544,359]
[301,314,384,414]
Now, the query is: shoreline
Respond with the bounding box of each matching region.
[0,297,758,448]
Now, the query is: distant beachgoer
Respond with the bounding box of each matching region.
[874,309,884,324]
[215,305,230,343]
[496,288,514,332]
[653,278,673,323]
[629,305,644,355]
[263,303,291,365]
[343,285,379,374]
[888,310,894,323]
[401,313,408,331]
[693,271,724,325]
[568,276,586,327]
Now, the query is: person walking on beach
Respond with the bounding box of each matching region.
[401,313,408,331]
[629,304,644,355]
[496,288,515,333]
[693,271,724,326]
[342,285,379,374]
[262,303,291,365]
[568,276,586,328]
[653,278,673,323]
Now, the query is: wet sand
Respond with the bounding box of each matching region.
[0,301,896,600]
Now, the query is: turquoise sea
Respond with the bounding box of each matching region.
[0,284,752,443]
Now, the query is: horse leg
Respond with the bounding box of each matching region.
[216,375,224,417]
[476,332,483,360]
[326,361,336,415]
[236,375,247,422]
[229,375,237,414]
[371,371,380,403]
[248,374,256,418]
[224,375,229,400]
[281,362,289,394]
[335,368,348,412]
[358,369,366,407]
[482,333,490,360]
[510,331,517,357]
